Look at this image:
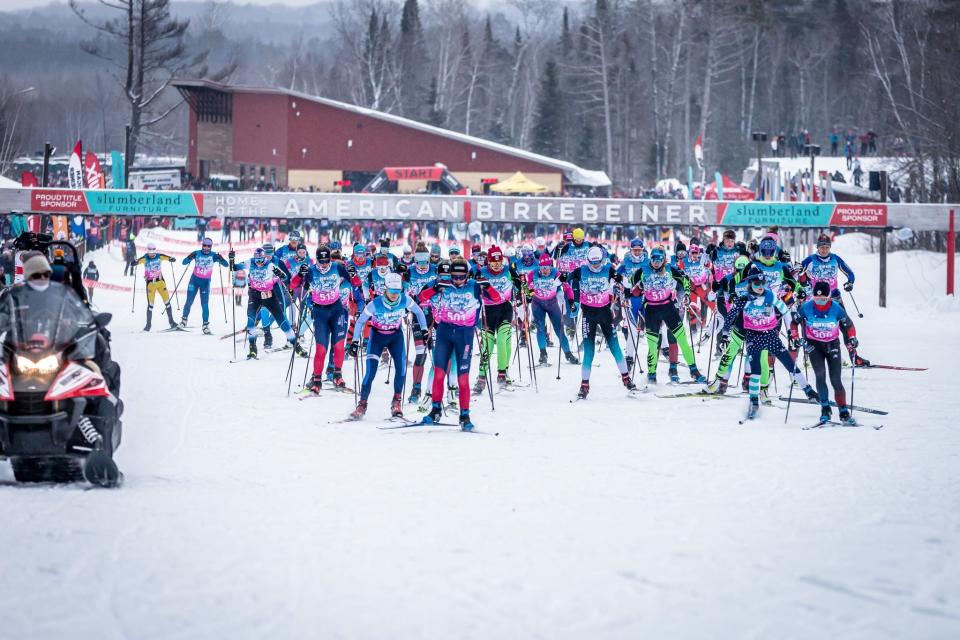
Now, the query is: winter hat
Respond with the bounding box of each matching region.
[385,273,403,291]
[487,246,504,262]
[675,241,687,253]
[538,254,553,267]
[572,228,586,242]
[23,255,52,280]
[812,281,831,297]
[563,232,574,242]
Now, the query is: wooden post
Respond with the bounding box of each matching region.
[948,209,955,296]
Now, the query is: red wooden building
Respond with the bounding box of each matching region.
[173,79,609,194]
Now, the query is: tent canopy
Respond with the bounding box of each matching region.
[705,174,755,201]
[0,175,20,188]
[489,171,550,194]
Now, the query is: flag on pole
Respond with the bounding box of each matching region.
[714,171,725,200]
[111,150,125,189]
[694,134,704,171]
[687,166,694,200]
[84,151,105,189]
[20,171,38,187]
[68,140,84,189]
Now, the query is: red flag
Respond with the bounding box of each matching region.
[20,171,38,187]
[84,151,105,189]
[694,134,704,171]
[68,140,84,189]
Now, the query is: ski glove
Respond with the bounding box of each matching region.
[717,332,730,352]
[796,288,808,301]
[846,336,858,353]
[299,264,309,276]
[348,341,360,358]
[843,282,854,292]
[567,300,577,315]
[347,264,357,277]
[787,335,801,351]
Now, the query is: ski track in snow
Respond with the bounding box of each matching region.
[0,232,958,639]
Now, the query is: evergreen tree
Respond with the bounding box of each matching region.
[531,60,563,158]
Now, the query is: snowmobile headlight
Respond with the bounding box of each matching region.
[16,354,60,376]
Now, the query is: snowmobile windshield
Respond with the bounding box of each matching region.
[0,282,97,360]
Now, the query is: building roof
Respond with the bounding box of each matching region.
[173,79,611,188]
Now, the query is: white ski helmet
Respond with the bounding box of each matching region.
[385,273,403,291]
[587,246,604,264]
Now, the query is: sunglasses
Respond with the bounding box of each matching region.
[29,272,51,281]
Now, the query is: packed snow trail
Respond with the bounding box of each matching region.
[0,233,958,639]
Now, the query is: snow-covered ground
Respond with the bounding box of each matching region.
[1,231,958,639]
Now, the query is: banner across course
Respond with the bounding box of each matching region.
[0,186,953,230]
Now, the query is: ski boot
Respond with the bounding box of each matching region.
[625,355,634,371]
[407,383,421,404]
[539,350,549,366]
[332,370,347,390]
[447,385,459,408]
[202,323,212,335]
[326,365,336,382]
[143,309,152,332]
[424,401,443,424]
[577,380,590,399]
[459,409,474,431]
[647,372,657,385]
[263,330,274,350]
[621,373,638,392]
[294,342,309,357]
[247,342,258,360]
[706,377,729,395]
[519,334,528,348]
[668,364,680,384]
[178,318,188,329]
[565,351,580,365]
[819,404,832,425]
[760,385,773,405]
[803,385,819,402]
[390,393,403,418]
[838,406,856,425]
[745,396,760,420]
[854,354,870,367]
[689,365,707,384]
[308,374,323,394]
[741,374,750,392]
[472,376,487,396]
[349,400,368,420]
[496,371,508,391]
[546,336,555,348]
[165,304,177,330]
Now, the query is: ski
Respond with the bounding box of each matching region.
[626,386,649,398]
[264,346,292,354]
[161,326,188,332]
[858,364,927,372]
[802,420,884,431]
[656,390,737,399]
[777,396,888,416]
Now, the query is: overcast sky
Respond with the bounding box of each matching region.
[0,0,499,10]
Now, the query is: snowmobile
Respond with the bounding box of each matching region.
[0,232,123,487]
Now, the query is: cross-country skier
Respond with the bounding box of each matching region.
[680,242,714,337]
[135,243,178,331]
[347,272,428,419]
[631,247,706,384]
[402,243,438,403]
[420,258,502,430]
[291,245,362,393]
[178,237,230,334]
[723,265,817,420]
[799,233,869,366]
[474,245,522,392]
[527,253,578,366]
[565,246,638,399]
[233,247,308,360]
[791,280,860,424]
[615,238,648,372]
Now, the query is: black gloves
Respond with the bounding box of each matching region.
[843,282,854,292]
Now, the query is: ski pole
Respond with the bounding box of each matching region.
[230,265,237,361]
[556,326,563,380]
[479,306,495,411]
[218,264,228,323]
[170,263,188,309]
[170,262,187,311]
[846,290,864,318]
[784,380,795,424]
[849,346,857,422]
[706,310,716,381]
[130,263,138,313]
[285,291,309,397]
[301,327,315,390]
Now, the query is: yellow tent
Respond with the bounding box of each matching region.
[489,171,549,194]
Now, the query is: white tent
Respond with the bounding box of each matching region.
[0,175,20,188]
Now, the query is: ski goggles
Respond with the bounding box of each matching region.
[414,252,430,264]
[201,239,213,248]
[450,273,468,284]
